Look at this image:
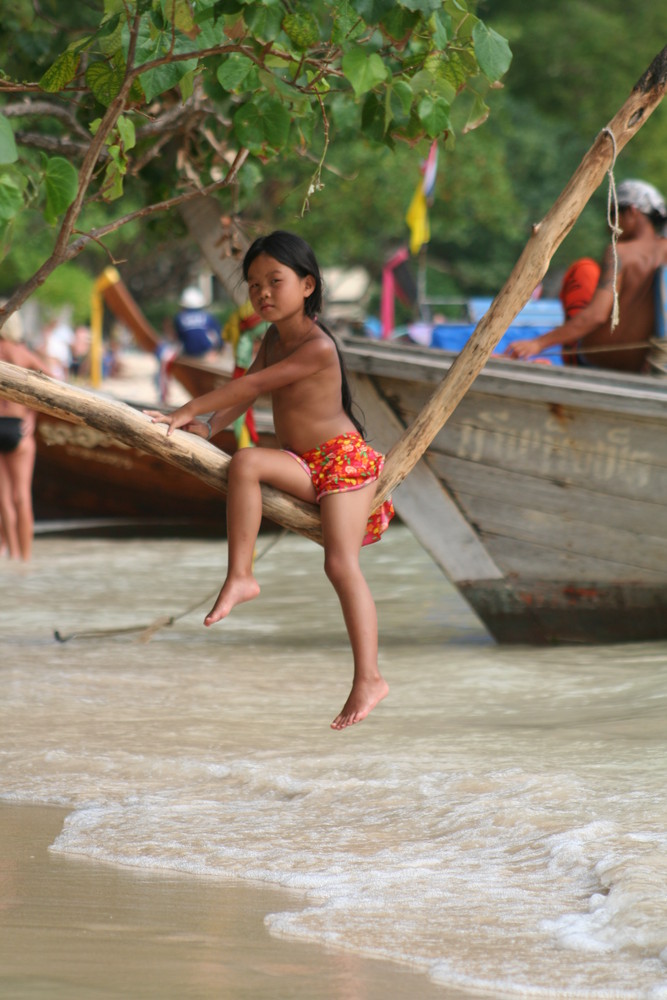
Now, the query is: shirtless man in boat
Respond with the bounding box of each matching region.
[504,179,667,372]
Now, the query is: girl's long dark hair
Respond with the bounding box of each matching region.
[243,230,365,437]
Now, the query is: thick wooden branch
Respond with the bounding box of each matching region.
[373,43,667,506]
[0,362,323,543]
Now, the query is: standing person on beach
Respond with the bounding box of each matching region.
[504,179,667,371]
[0,311,50,561]
[147,231,394,730]
[173,287,222,359]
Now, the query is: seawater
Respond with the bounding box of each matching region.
[1,527,666,999]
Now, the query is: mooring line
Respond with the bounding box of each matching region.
[53,529,288,644]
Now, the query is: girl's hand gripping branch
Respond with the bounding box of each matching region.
[144,404,202,437]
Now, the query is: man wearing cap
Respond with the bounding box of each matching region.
[505,179,667,372]
[173,287,222,358]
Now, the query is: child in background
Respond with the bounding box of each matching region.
[147,231,394,730]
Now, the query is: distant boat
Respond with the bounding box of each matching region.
[33,407,275,536]
[341,336,667,645]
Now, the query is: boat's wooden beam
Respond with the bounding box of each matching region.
[0,361,324,543]
[373,44,667,507]
[353,375,503,583]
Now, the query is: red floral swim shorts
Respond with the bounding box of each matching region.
[285,431,395,546]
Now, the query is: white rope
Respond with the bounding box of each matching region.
[601,126,621,330]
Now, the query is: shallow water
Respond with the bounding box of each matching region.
[1,527,666,998]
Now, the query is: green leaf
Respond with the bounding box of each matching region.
[472,22,512,81]
[257,96,291,148]
[331,1,366,45]
[258,68,308,109]
[43,156,78,224]
[243,2,284,40]
[0,218,15,265]
[430,11,451,48]
[179,67,195,100]
[39,50,79,93]
[130,16,199,101]
[140,57,198,102]
[210,0,244,13]
[0,174,23,221]
[97,12,123,55]
[342,47,388,98]
[351,0,394,20]
[161,0,195,34]
[281,9,320,51]
[233,96,291,154]
[380,8,419,42]
[116,115,136,151]
[232,102,265,153]
[417,94,451,137]
[0,116,18,165]
[398,0,441,12]
[86,60,123,107]
[102,163,125,201]
[462,92,489,133]
[360,93,386,144]
[391,80,414,117]
[217,53,255,91]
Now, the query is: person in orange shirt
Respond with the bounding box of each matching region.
[505,180,667,372]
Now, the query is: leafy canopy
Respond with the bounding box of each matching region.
[0,0,511,313]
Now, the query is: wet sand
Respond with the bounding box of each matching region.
[0,803,469,1000]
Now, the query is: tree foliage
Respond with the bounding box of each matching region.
[0,0,511,321]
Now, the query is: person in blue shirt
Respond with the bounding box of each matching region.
[173,287,222,358]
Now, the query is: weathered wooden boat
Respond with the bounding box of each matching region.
[33,406,275,535]
[33,408,227,533]
[341,335,667,644]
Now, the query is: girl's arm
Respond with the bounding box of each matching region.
[147,329,332,436]
[144,331,270,436]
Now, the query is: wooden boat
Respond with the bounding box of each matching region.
[33,406,275,535]
[341,335,667,644]
[33,408,227,534]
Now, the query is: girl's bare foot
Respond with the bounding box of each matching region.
[204,576,260,626]
[330,676,389,731]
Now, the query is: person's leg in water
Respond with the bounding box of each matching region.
[320,487,389,731]
[204,447,316,625]
[0,456,19,559]
[5,430,36,560]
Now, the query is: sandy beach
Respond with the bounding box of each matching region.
[0,802,469,1000]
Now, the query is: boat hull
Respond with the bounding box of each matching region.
[341,337,667,645]
[33,410,275,536]
[458,578,667,645]
[33,412,229,534]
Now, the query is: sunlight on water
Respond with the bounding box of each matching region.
[1,528,667,999]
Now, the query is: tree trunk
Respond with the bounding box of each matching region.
[0,362,323,542]
[179,200,249,305]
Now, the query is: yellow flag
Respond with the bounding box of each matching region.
[405,181,430,255]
